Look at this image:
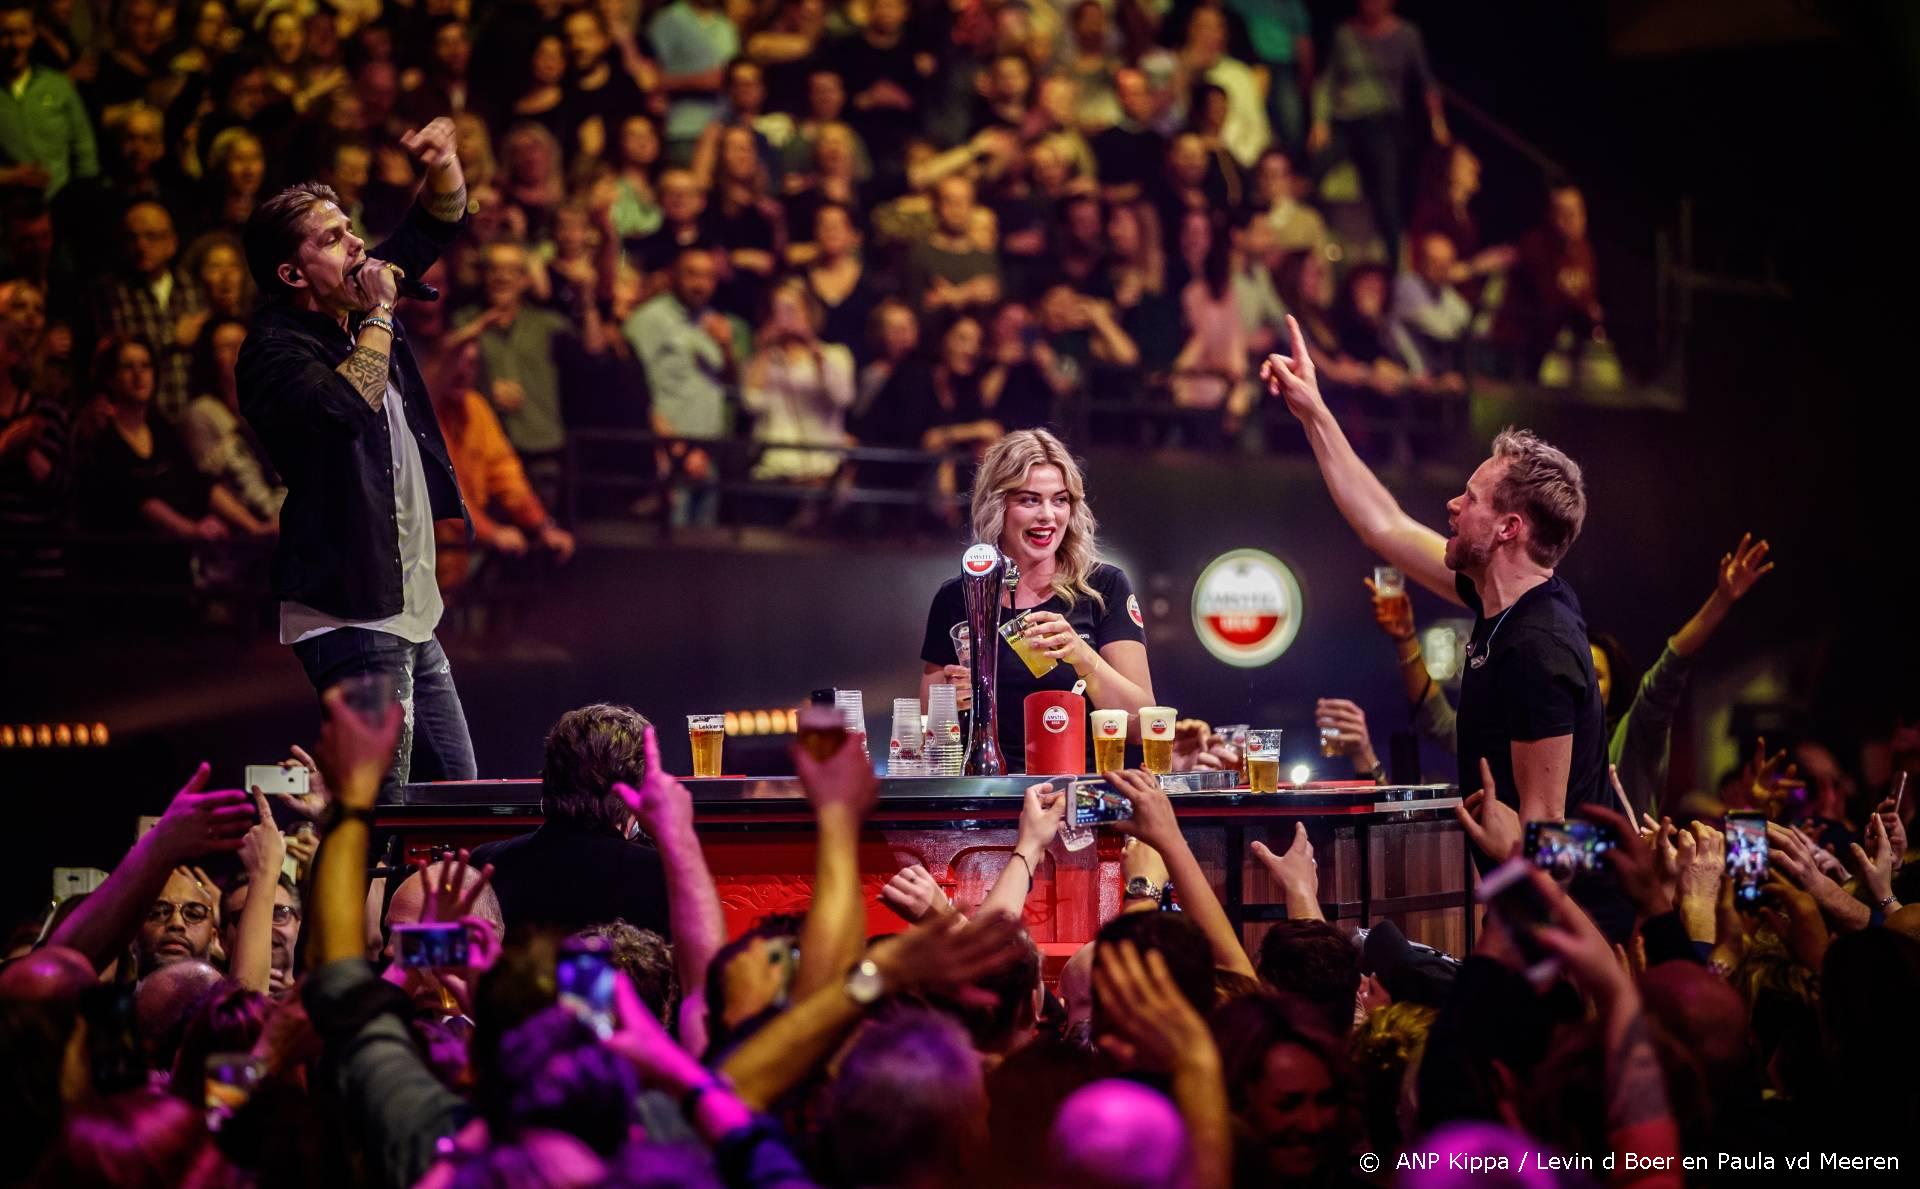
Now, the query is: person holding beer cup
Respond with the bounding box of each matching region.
[918,430,1155,771]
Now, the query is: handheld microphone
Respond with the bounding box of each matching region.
[395,275,441,303]
[354,258,441,303]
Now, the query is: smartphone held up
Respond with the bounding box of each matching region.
[1725,811,1768,907]
[1523,819,1618,877]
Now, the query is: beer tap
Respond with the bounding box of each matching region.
[959,544,1016,775]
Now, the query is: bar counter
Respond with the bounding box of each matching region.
[382,776,1471,961]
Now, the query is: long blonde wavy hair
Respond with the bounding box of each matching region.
[970,429,1105,611]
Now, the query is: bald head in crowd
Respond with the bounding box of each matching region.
[383,858,506,960]
[0,946,96,1005]
[134,958,223,1071]
[1048,1079,1191,1189]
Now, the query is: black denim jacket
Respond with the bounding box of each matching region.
[238,202,470,621]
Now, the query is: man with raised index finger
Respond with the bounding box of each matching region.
[1261,316,1625,937]
[238,117,476,803]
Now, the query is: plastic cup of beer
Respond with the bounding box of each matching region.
[1139,706,1177,774]
[687,715,725,777]
[949,623,972,668]
[1090,709,1129,774]
[999,610,1059,678]
[1319,725,1342,758]
[1246,729,1283,793]
[1373,566,1405,599]
[1214,723,1250,781]
[795,703,847,761]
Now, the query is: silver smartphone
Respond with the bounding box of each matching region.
[246,765,310,795]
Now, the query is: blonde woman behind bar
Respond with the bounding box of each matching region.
[916,429,1155,771]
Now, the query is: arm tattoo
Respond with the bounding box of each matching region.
[338,345,389,411]
[1606,1012,1670,1129]
[424,183,469,224]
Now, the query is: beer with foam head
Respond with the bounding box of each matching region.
[1245,730,1283,793]
[1139,706,1176,774]
[688,715,725,777]
[1091,709,1128,774]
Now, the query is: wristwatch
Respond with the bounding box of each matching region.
[844,958,886,1006]
[1124,876,1164,902]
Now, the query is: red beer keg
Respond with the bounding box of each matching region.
[1024,690,1086,775]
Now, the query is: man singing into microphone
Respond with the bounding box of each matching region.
[238,117,476,799]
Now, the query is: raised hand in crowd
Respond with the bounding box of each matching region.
[1672,820,1724,943]
[309,686,403,969]
[384,850,500,1018]
[1847,813,1901,916]
[1766,821,1869,932]
[1106,768,1256,977]
[1736,736,1798,813]
[1094,939,1232,1189]
[721,909,1028,1111]
[1667,533,1775,659]
[1580,802,1671,919]
[1250,822,1323,922]
[45,762,252,969]
[880,863,954,924]
[791,729,881,999]
[1759,874,1830,971]
[615,725,726,1052]
[1870,789,1909,869]
[1455,757,1520,862]
[978,780,1064,920]
[229,788,288,994]
[1315,697,1380,776]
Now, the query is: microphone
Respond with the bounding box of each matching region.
[354,258,441,303]
[396,275,441,303]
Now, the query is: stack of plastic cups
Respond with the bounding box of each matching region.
[925,684,965,775]
[889,698,926,775]
[834,689,869,761]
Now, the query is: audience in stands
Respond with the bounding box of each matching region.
[0,0,1632,611]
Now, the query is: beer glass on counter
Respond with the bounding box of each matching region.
[999,610,1059,678]
[1090,709,1129,773]
[1246,729,1283,793]
[1214,723,1250,783]
[688,715,725,777]
[1140,706,1177,774]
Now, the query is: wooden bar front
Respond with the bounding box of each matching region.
[379,778,1471,962]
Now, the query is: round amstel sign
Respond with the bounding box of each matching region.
[962,543,999,575]
[1191,549,1303,668]
[1042,705,1071,734]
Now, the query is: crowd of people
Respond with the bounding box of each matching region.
[3,664,1916,1187]
[2,0,1624,608]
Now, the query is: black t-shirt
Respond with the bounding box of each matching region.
[1456,572,1632,942]
[920,562,1146,771]
[469,820,670,937]
[1455,572,1608,825]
